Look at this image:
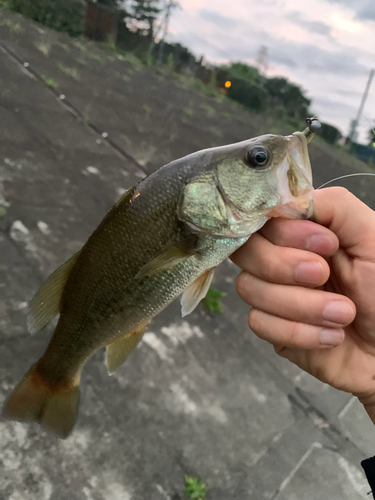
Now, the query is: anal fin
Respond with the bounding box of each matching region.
[106,321,150,375]
[181,268,215,317]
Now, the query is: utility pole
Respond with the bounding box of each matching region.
[256,45,268,76]
[256,45,268,87]
[347,69,374,143]
[157,0,179,63]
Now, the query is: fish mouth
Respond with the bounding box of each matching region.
[267,132,314,220]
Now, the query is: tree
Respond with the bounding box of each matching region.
[9,0,85,36]
[129,0,161,40]
[221,62,261,85]
[226,78,267,113]
[320,122,342,145]
[264,77,311,120]
[97,0,119,8]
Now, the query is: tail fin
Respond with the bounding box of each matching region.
[2,364,80,439]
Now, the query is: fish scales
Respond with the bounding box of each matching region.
[38,157,244,379]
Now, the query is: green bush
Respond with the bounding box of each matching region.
[264,77,310,120]
[220,61,261,85]
[8,0,85,37]
[226,77,268,112]
[320,122,342,145]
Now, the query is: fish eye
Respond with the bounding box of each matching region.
[246,146,270,168]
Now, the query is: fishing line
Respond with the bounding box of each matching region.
[316,173,375,190]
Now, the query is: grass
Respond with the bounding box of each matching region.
[200,103,215,118]
[0,1,13,10]
[184,476,209,500]
[73,41,105,62]
[57,42,70,52]
[203,286,226,314]
[0,207,6,219]
[58,63,79,79]
[178,75,222,99]
[42,75,58,88]
[221,112,232,120]
[183,107,194,117]
[78,115,92,128]
[97,41,144,70]
[142,104,152,114]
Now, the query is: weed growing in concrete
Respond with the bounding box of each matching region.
[58,63,79,79]
[97,41,144,70]
[182,107,194,117]
[142,104,152,115]
[42,75,58,88]
[200,103,215,118]
[184,476,209,500]
[221,112,232,120]
[57,42,70,52]
[203,286,226,314]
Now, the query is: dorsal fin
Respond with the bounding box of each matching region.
[28,250,82,334]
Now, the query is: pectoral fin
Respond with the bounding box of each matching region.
[28,250,82,334]
[106,321,150,375]
[181,268,215,317]
[136,236,197,279]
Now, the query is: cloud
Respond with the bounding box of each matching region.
[176,12,367,77]
[287,11,332,36]
[325,0,375,21]
[199,9,238,30]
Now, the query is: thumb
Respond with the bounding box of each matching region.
[313,187,375,258]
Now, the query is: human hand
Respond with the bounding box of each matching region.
[231,187,375,424]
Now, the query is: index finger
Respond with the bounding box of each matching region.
[259,218,339,257]
[313,187,375,258]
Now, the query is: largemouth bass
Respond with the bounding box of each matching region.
[3,125,316,438]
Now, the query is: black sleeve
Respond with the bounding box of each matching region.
[361,456,375,499]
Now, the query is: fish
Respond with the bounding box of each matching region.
[2,124,316,438]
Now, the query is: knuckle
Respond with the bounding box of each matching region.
[330,186,351,202]
[288,321,301,345]
[260,255,278,282]
[274,345,287,357]
[248,309,265,338]
[270,219,288,246]
[248,308,259,329]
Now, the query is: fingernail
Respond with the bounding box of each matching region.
[295,261,323,284]
[320,328,345,346]
[306,234,332,253]
[323,301,354,325]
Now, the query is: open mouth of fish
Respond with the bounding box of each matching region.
[267,131,314,220]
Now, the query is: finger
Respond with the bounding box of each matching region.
[313,187,375,258]
[231,232,330,287]
[259,218,339,257]
[235,272,356,328]
[248,308,345,349]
